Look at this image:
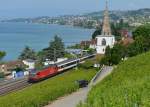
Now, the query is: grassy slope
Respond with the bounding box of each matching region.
[78,52,150,107]
[0,68,97,107]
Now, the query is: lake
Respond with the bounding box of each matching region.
[0,22,94,61]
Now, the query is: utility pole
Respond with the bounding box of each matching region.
[74,54,78,70]
[54,48,56,64]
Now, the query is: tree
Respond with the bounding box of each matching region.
[35,51,46,69]
[111,23,122,41]
[100,46,112,65]
[111,43,127,64]
[127,36,150,57]
[19,46,36,60]
[133,24,150,39]
[100,44,127,65]
[43,35,65,61]
[0,51,6,61]
[127,24,150,57]
[92,29,102,39]
[67,44,81,49]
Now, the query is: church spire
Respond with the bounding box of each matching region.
[102,0,111,36]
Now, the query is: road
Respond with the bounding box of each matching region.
[45,66,114,107]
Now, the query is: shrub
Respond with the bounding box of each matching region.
[79,60,94,69]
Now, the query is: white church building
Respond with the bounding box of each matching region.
[96,0,115,54]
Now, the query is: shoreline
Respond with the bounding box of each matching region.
[0,21,95,30]
[0,22,94,61]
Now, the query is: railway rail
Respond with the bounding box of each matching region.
[0,78,31,96]
[0,54,95,96]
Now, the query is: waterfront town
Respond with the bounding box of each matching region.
[0,0,135,80]
[0,0,149,107]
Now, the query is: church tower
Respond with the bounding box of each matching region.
[102,0,111,36]
[96,0,115,54]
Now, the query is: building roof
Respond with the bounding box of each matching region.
[120,37,134,46]
[80,39,97,46]
[23,59,35,63]
[101,0,112,36]
[0,60,25,71]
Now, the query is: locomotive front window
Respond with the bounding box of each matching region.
[29,72,36,77]
[29,69,37,77]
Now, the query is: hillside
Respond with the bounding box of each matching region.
[2,8,150,28]
[78,52,150,107]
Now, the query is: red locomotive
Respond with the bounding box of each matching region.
[28,65,60,82]
[28,54,95,82]
[28,59,78,82]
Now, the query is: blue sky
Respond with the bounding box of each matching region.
[0,0,149,18]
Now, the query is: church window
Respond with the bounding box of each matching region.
[102,38,106,46]
[103,48,105,52]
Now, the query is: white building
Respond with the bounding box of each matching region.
[96,0,115,54]
[96,36,115,54]
[23,59,35,70]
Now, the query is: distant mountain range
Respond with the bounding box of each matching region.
[2,8,150,28]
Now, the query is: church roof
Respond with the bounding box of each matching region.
[101,0,112,36]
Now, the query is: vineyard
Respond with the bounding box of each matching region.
[78,52,150,107]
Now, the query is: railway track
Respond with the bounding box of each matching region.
[0,78,31,96]
[0,54,96,96]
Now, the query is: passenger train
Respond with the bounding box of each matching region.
[28,54,95,82]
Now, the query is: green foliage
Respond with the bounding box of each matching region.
[100,47,111,65]
[36,51,46,62]
[79,52,150,107]
[92,29,101,39]
[101,44,126,65]
[79,60,94,69]
[128,25,150,57]
[64,53,75,59]
[111,23,122,41]
[99,56,109,65]
[111,44,126,64]
[133,24,150,39]
[127,36,146,57]
[35,61,44,70]
[0,51,6,61]
[19,46,36,60]
[67,44,81,49]
[87,48,96,54]
[0,72,4,78]
[101,24,150,65]
[0,68,97,107]
[111,20,129,41]
[43,35,65,61]
[34,51,45,69]
[13,67,25,72]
